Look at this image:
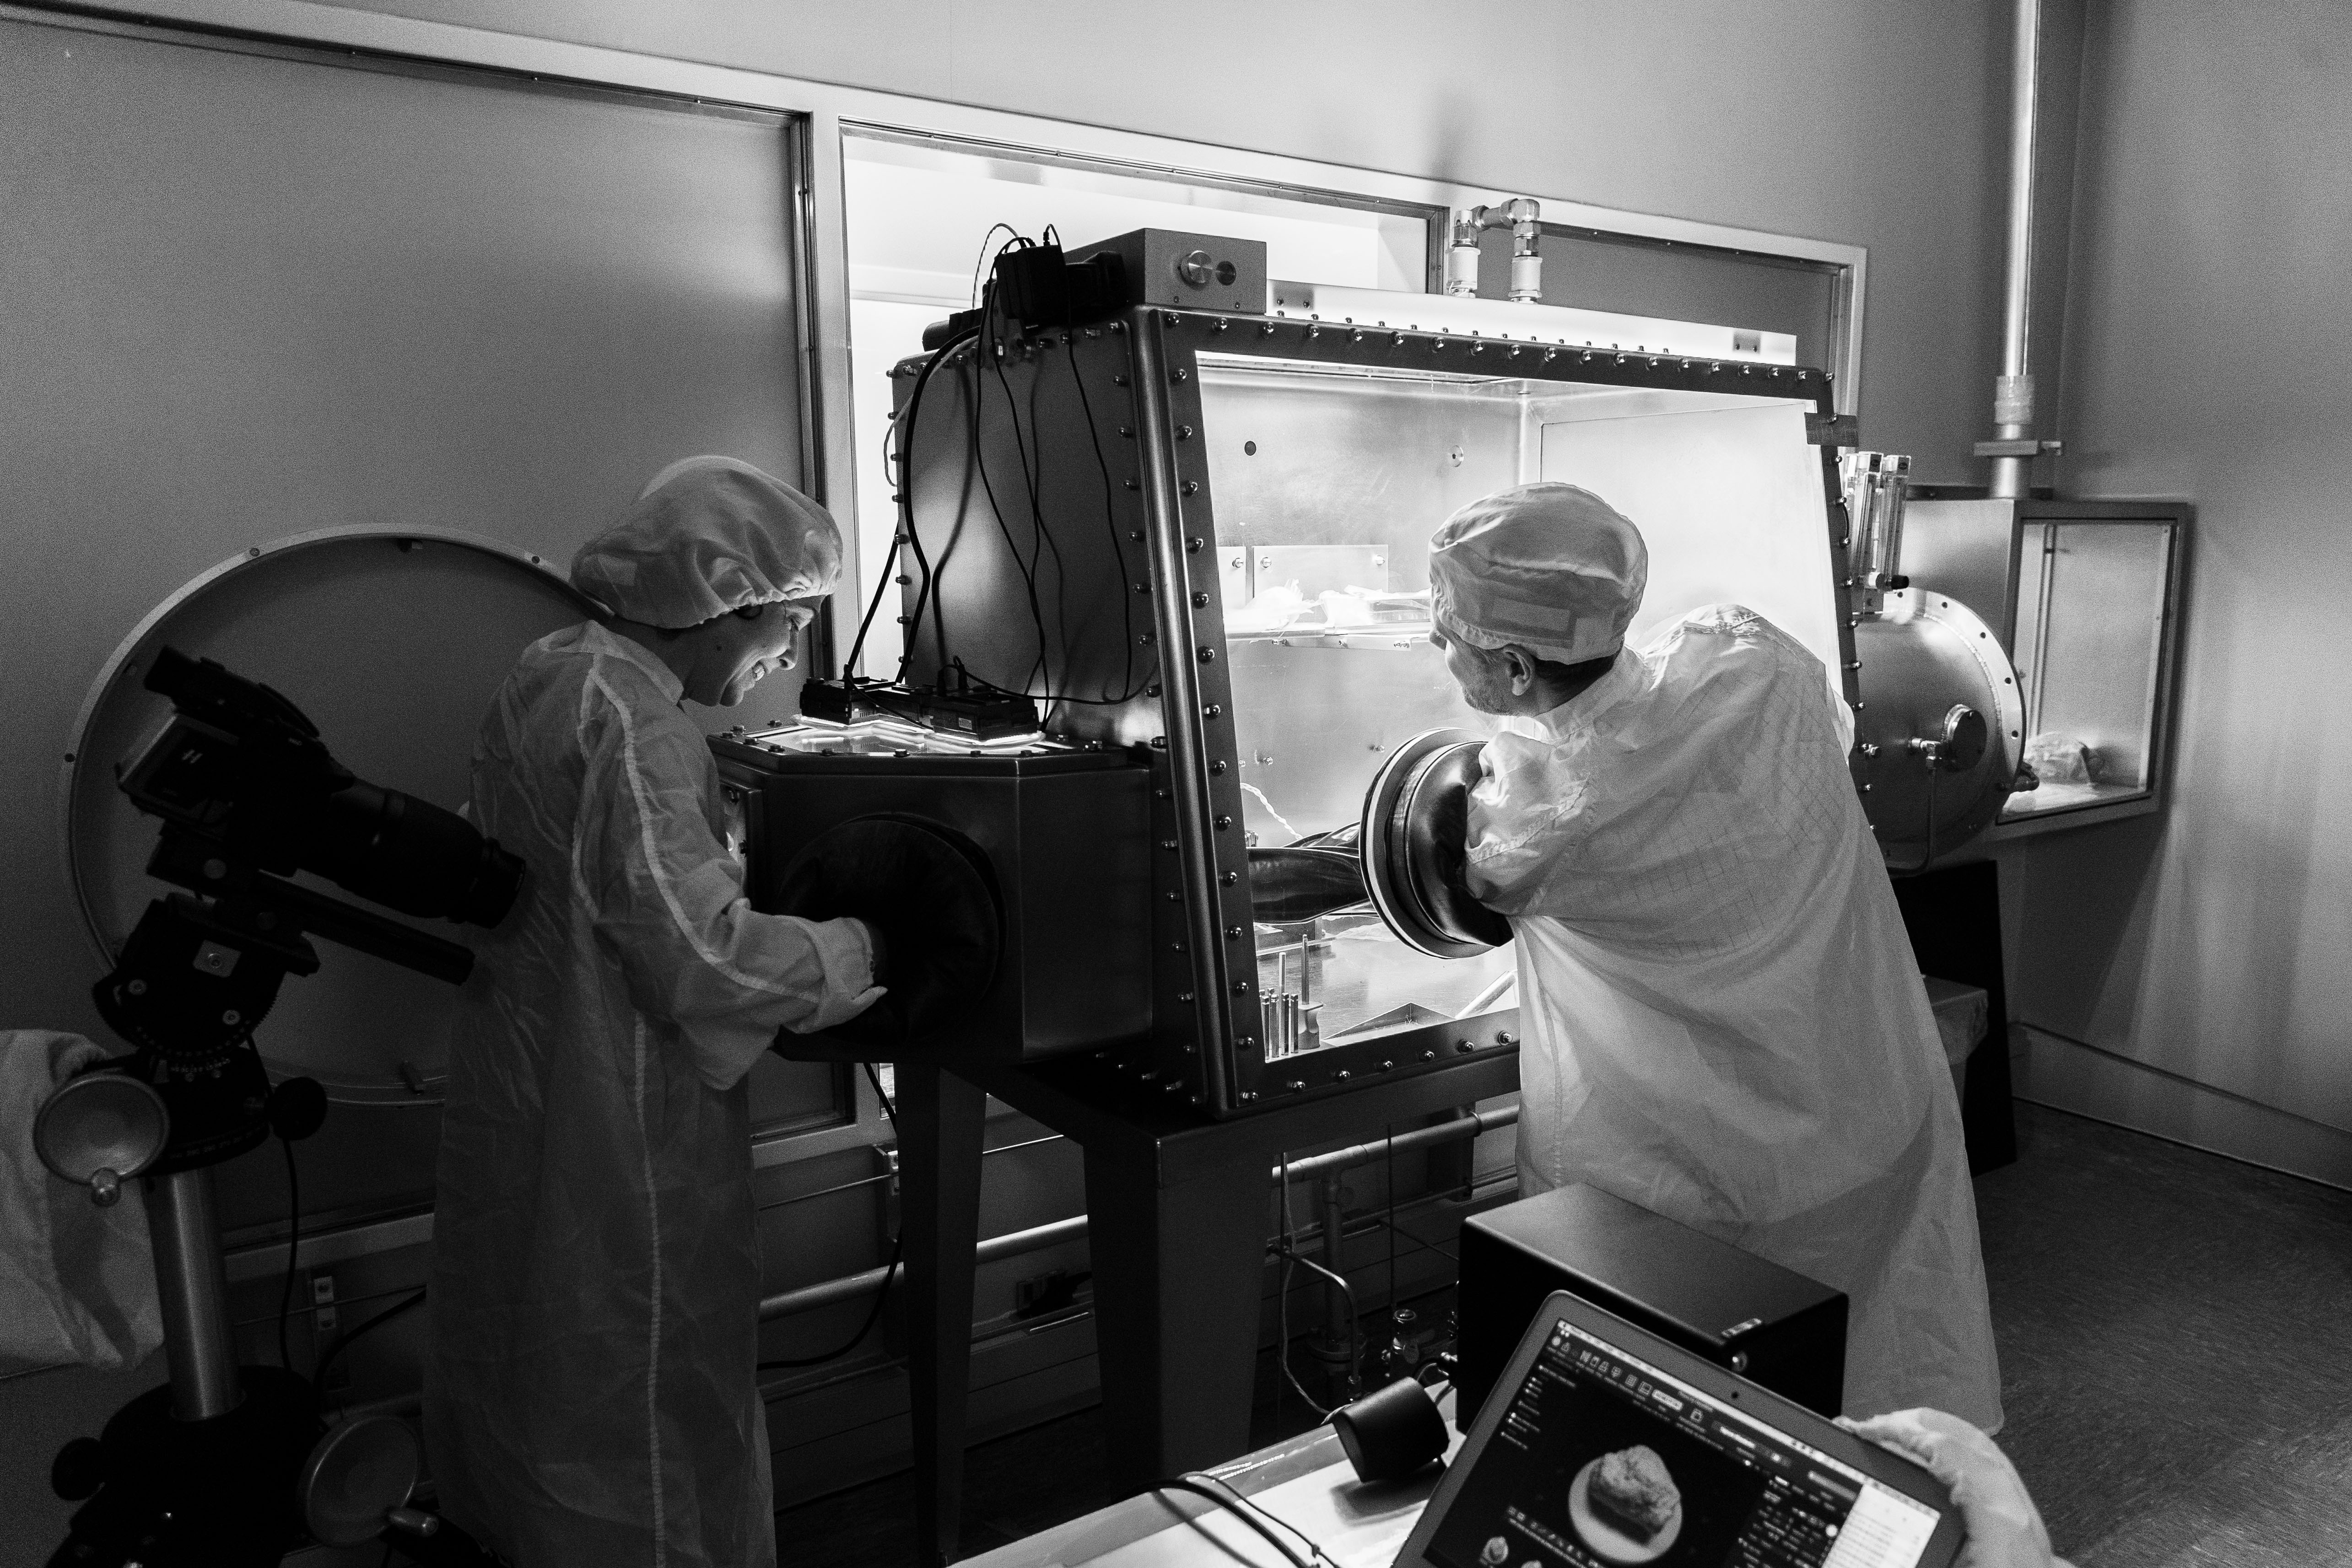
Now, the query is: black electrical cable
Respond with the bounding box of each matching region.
[966,264,1057,699]
[759,1063,903,1372]
[314,1286,428,1399]
[857,323,978,682]
[1153,1473,1336,1568]
[918,226,1033,679]
[277,1136,302,1371]
[983,298,1073,700]
[1063,320,1149,704]
[967,221,1017,309]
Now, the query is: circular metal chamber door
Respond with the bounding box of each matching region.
[63,527,597,1105]
[1851,587,2026,869]
[1360,728,1513,959]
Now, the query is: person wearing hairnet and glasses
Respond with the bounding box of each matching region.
[427,457,887,1568]
[1426,482,2003,1431]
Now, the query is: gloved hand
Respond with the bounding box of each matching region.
[1839,1409,2073,1568]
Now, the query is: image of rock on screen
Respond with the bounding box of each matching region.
[1429,1322,1942,1568]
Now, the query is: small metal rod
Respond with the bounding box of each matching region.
[1317,1171,1354,1388]
[755,1132,1068,1212]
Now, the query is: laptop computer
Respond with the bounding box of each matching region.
[1397,1291,1964,1568]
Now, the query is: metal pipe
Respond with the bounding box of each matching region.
[1317,1171,1352,1371]
[145,1168,242,1420]
[1270,1104,1521,1186]
[1989,0,2043,499]
[757,1214,1088,1322]
[1447,201,1545,302]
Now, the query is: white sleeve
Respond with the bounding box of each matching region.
[576,669,882,1091]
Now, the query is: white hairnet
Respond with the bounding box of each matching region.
[571,455,843,629]
[1428,483,1648,664]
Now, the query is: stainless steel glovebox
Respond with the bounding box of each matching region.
[821,279,1855,1116]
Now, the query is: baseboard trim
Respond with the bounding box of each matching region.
[2015,1024,2352,1195]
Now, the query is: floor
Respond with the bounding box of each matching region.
[1973,1106,2352,1567]
[777,1104,2352,1567]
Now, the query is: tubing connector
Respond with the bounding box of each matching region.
[1993,374,2035,426]
[1444,199,1544,302]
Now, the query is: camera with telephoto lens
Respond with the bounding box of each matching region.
[120,646,523,927]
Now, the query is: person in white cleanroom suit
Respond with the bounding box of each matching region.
[1427,481,2002,1430]
[426,457,886,1568]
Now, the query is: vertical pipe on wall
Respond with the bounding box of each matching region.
[1988,0,2043,500]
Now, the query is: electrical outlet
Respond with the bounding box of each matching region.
[311,1273,338,1336]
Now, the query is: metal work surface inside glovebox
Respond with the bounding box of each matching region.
[890,302,1850,1116]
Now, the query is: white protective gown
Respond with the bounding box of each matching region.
[426,621,879,1568]
[1466,603,2002,1428]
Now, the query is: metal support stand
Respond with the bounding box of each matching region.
[50,1167,322,1567]
[1892,860,2020,1173]
[146,1169,242,1420]
[902,1050,1521,1568]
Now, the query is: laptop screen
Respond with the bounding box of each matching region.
[1427,1320,1944,1568]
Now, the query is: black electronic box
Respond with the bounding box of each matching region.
[1457,1183,1847,1428]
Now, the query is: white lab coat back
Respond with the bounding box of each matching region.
[1467,603,2002,1428]
[426,622,877,1568]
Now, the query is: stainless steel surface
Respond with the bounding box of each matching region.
[146,1168,241,1419]
[2002,520,2179,822]
[1900,499,2026,643]
[1075,229,1268,314]
[1990,0,2045,499]
[1900,501,2188,840]
[1853,588,2026,866]
[33,1072,171,1202]
[1268,280,1803,365]
[62,528,597,1104]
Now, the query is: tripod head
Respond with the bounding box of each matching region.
[75,647,525,1175]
